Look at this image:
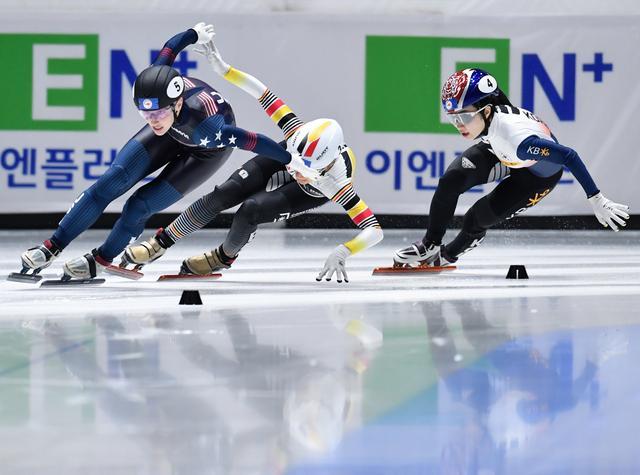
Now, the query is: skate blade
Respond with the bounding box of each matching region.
[372,265,457,275]
[157,273,222,282]
[7,272,43,283]
[103,265,143,280]
[41,278,106,286]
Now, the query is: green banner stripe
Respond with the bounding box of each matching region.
[0,33,98,131]
[365,36,510,134]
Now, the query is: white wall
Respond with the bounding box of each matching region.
[3,0,640,15]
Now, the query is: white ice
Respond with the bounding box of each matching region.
[0,229,638,474]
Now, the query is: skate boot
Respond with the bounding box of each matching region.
[62,249,110,281]
[122,228,173,268]
[22,239,62,271]
[180,245,236,275]
[437,247,457,266]
[8,240,62,283]
[393,240,443,267]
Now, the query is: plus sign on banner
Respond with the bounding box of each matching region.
[583,52,613,82]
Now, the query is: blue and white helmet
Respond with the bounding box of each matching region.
[441,68,499,113]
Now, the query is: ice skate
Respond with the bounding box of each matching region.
[39,249,108,286]
[121,228,171,270]
[62,249,106,280]
[373,241,457,276]
[45,248,142,285]
[8,240,62,283]
[157,272,223,282]
[393,240,448,267]
[157,245,233,281]
[184,246,235,274]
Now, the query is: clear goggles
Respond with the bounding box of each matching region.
[446,105,488,126]
[138,105,173,121]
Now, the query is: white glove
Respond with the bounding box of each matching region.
[191,22,215,45]
[317,245,351,283]
[193,38,230,76]
[286,152,320,182]
[588,192,630,232]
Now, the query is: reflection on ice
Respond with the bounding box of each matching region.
[0,229,639,473]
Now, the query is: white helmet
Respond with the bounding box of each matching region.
[287,119,344,170]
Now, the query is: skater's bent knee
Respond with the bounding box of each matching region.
[236,198,262,225]
[463,199,497,231]
[122,192,151,222]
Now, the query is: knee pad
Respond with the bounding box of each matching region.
[463,199,497,233]
[236,198,261,226]
[93,165,131,201]
[121,192,150,225]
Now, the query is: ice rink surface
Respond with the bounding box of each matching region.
[1,228,639,474]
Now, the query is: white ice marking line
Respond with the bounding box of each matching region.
[1,283,638,317]
[109,352,144,361]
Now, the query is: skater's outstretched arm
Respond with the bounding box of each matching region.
[193,34,304,141]
[517,136,630,231]
[306,146,383,283]
[150,24,300,167]
[316,155,384,283]
[191,115,292,165]
[190,28,317,176]
[152,23,215,67]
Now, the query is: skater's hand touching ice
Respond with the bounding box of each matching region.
[588,192,630,232]
[317,245,351,283]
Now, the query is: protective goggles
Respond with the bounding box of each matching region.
[138,105,173,121]
[446,105,489,126]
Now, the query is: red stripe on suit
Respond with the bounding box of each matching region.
[352,208,373,226]
[265,98,284,116]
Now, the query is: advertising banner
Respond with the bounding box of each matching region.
[0,13,637,217]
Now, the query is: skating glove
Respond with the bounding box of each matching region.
[317,245,351,283]
[191,22,216,45]
[286,152,320,182]
[193,36,230,76]
[587,192,630,232]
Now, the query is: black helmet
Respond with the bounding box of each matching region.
[133,65,184,111]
